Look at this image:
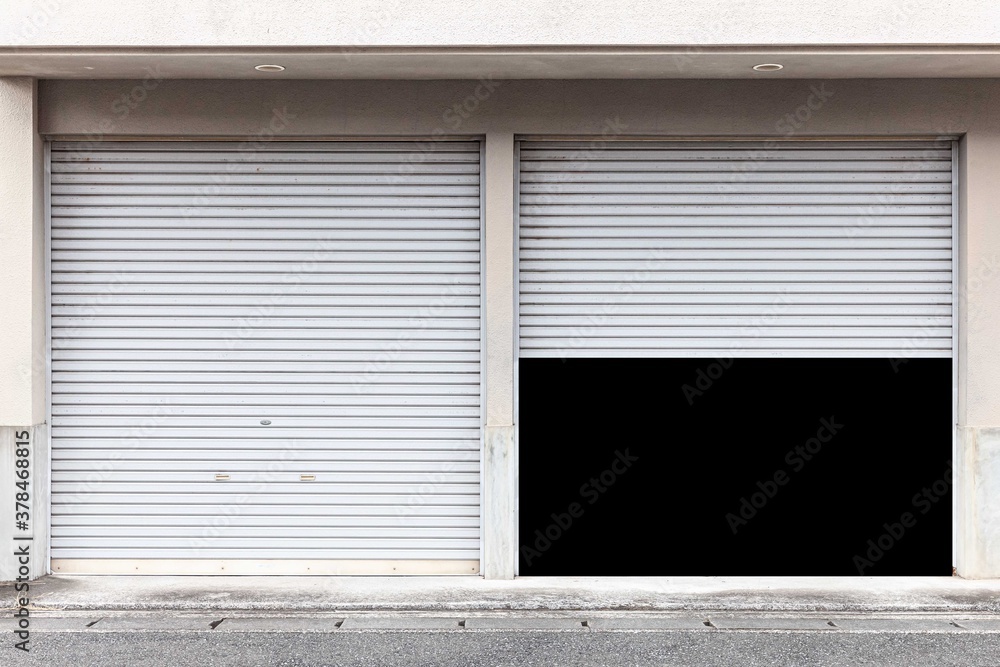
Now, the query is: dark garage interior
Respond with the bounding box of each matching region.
[518,357,952,576]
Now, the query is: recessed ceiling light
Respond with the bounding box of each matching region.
[82,66,95,70]
[752,63,784,72]
[254,64,285,72]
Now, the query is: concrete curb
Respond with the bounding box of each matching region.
[6,575,1000,613]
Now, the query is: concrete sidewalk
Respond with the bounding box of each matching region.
[5,575,1000,613]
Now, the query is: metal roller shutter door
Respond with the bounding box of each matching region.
[518,140,954,358]
[49,140,482,573]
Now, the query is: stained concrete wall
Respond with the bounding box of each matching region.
[0,425,49,580]
[3,0,1000,47]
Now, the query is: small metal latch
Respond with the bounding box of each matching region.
[260,419,272,426]
[300,474,316,482]
[215,474,230,481]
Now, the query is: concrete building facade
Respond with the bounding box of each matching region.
[2,0,1000,582]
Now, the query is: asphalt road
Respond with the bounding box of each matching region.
[6,630,1000,667]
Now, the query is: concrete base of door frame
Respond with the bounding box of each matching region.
[50,559,481,576]
[7,576,1000,613]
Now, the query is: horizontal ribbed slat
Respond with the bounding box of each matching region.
[50,140,482,564]
[519,141,954,358]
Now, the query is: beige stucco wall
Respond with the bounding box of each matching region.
[3,0,1000,47]
[0,78,44,427]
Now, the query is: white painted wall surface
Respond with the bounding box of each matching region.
[2,0,1000,48]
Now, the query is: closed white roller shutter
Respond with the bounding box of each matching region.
[49,141,482,572]
[518,141,954,358]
